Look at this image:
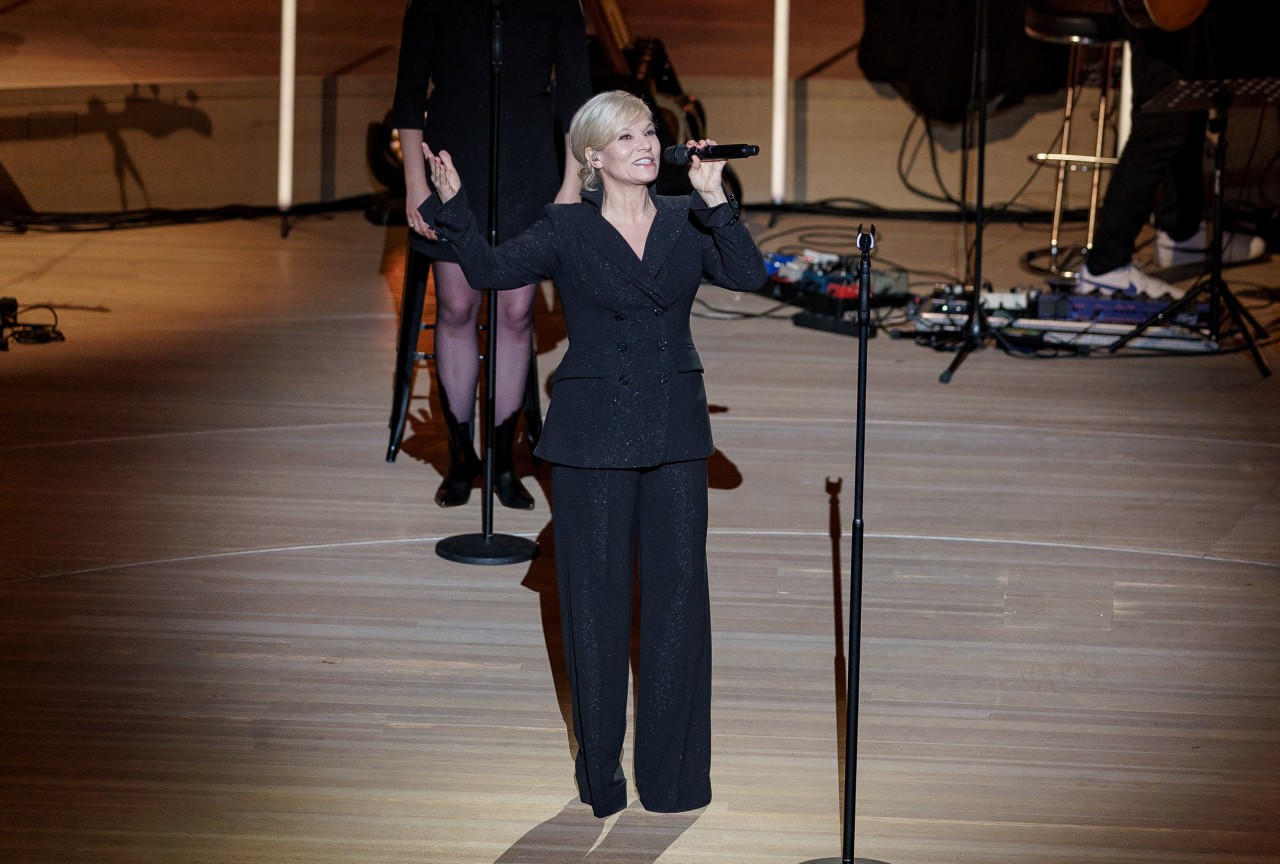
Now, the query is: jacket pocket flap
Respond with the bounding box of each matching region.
[552,352,610,382]
[675,346,703,373]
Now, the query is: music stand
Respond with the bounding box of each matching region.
[1107,77,1279,377]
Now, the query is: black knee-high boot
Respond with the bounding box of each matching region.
[435,385,480,508]
[493,413,535,510]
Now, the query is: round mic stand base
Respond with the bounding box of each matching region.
[436,531,537,566]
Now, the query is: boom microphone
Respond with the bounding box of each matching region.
[661,143,760,166]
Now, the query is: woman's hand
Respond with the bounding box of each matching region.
[421,143,462,204]
[686,138,728,207]
[404,174,438,241]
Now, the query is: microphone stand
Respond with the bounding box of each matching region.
[436,0,538,566]
[939,0,993,384]
[802,227,889,864]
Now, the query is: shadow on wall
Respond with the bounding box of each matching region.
[0,84,212,212]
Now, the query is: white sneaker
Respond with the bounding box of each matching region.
[1076,261,1186,300]
[1155,222,1266,267]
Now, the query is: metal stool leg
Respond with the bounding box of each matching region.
[1084,42,1117,254]
[1022,38,1121,278]
[1045,45,1081,272]
[386,248,434,462]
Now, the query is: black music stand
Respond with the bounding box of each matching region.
[1108,77,1278,377]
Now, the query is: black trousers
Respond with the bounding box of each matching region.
[1089,22,1206,274]
[551,459,713,819]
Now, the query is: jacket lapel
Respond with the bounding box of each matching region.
[641,195,688,300]
[567,187,683,308]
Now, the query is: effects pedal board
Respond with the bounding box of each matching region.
[760,250,910,337]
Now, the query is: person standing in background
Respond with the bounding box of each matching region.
[391,0,592,508]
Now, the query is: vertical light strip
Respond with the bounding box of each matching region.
[278,0,297,214]
[771,0,790,204]
[1117,40,1132,156]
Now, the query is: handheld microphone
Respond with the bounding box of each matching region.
[661,143,760,166]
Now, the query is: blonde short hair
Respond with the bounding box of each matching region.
[568,90,653,192]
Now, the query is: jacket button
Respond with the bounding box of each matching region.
[657,340,668,350]
[654,308,664,316]
[659,373,669,384]
[614,313,625,321]
[618,343,628,353]
[618,375,631,386]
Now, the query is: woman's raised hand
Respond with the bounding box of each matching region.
[686,139,728,206]
[421,143,462,204]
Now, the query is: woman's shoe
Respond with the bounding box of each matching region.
[436,416,481,507]
[493,413,535,510]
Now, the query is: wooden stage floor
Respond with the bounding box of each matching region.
[1,206,1278,864]
[4,2,1280,860]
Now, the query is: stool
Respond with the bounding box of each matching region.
[1022,0,1125,278]
[386,246,435,462]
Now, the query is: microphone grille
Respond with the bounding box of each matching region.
[662,144,690,166]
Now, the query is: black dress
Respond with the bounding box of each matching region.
[390,0,593,260]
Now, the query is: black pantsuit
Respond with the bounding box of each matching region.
[421,182,766,817]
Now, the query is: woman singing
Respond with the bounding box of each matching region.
[420,90,767,818]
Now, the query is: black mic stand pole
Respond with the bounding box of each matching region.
[940,0,993,384]
[436,0,538,566]
[803,227,890,864]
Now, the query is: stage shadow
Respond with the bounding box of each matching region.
[493,800,700,864]
[825,477,849,818]
[0,84,212,212]
[706,405,743,490]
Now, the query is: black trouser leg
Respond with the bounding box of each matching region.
[633,458,712,813]
[1089,25,1204,274]
[552,464,638,818]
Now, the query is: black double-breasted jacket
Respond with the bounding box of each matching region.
[421,185,768,469]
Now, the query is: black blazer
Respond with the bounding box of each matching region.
[421,186,767,469]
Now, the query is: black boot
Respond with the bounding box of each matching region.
[493,413,535,510]
[435,382,481,507]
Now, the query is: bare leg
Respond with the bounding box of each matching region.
[493,283,536,424]
[431,261,483,424]
[433,262,536,424]
[430,261,482,507]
